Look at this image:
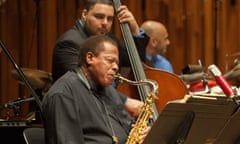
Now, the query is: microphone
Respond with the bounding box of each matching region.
[182,64,203,74]
[224,63,240,81]
[208,64,234,98]
[179,72,205,84]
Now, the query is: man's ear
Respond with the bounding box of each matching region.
[150,37,157,47]
[81,9,87,22]
[86,52,94,64]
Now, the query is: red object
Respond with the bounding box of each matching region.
[189,80,216,92]
[208,64,234,98]
[215,75,234,97]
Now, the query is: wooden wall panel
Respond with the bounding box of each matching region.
[1,0,240,119]
[39,0,57,71]
[19,0,38,68]
[57,0,78,36]
[167,0,186,73]
[218,0,232,71]
[218,0,240,72]
[144,0,167,22]
[184,0,203,65]
[203,0,214,69]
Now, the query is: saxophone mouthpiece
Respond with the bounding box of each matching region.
[114,73,120,78]
[115,73,125,79]
[114,73,124,83]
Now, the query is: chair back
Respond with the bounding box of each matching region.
[23,127,45,144]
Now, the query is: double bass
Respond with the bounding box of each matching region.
[112,0,188,121]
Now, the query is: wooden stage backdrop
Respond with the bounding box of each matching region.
[0,0,240,119]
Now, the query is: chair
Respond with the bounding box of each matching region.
[23,127,45,144]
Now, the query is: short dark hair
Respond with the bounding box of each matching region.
[78,35,117,66]
[84,0,113,10]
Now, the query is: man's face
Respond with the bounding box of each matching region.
[87,42,119,87]
[82,4,114,36]
[155,27,170,55]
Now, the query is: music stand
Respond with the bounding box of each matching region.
[143,96,240,144]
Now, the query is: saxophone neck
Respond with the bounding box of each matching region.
[114,73,158,95]
[148,80,158,95]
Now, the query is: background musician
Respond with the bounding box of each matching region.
[141,20,174,73]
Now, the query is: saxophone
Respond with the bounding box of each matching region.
[114,73,159,144]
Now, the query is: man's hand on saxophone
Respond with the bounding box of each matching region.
[125,98,144,119]
[139,126,151,144]
[130,124,151,144]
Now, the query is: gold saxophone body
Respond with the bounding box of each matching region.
[114,74,159,144]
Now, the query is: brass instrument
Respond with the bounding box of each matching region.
[114,73,159,144]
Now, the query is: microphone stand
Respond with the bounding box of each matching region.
[1,97,35,108]
[0,97,36,116]
[0,41,42,112]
